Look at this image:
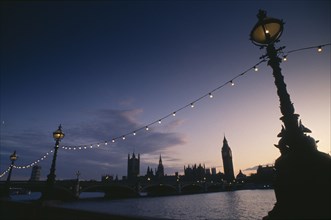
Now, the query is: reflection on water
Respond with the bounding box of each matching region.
[11,192,41,201]
[79,192,105,199]
[11,190,275,219]
[58,190,276,220]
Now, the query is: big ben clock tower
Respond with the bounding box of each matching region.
[221,136,235,182]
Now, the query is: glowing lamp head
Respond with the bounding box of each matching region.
[53,124,65,141]
[250,10,284,46]
[10,151,17,162]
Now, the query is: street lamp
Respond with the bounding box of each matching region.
[76,171,81,181]
[74,171,81,199]
[6,151,17,183]
[250,10,283,47]
[250,10,331,219]
[4,151,17,197]
[45,125,65,193]
[250,10,311,151]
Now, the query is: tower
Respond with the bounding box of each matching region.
[221,136,235,182]
[156,154,164,178]
[29,165,41,181]
[127,153,140,181]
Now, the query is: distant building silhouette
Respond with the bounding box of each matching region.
[255,165,275,185]
[184,164,206,181]
[236,170,246,180]
[221,136,235,182]
[235,170,247,185]
[144,155,165,182]
[127,153,140,181]
[146,166,154,179]
[29,165,41,181]
[155,154,164,178]
[211,167,217,175]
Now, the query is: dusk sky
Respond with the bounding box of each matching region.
[1,1,330,181]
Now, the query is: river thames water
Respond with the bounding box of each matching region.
[13,189,276,220]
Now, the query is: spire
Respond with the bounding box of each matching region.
[157,154,164,177]
[159,154,162,164]
[222,135,229,150]
[223,135,228,144]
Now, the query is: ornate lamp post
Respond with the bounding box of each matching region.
[4,151,17,197]
[76,170,81,181]
[43,125,64,199]
[250,10,331,219]
[74,171,81,199]
[6,151,17,183]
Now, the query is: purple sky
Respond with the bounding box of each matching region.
[1,0,330,181]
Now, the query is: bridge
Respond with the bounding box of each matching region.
[0,178,226,200]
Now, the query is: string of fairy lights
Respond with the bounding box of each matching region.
[0,43,330,179]
[61,58,267,151]
[0,150,54,178]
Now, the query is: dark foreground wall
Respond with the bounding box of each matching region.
[0,200,163,220]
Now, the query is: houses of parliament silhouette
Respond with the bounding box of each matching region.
[25,135,273,196]
[123,136,256,187]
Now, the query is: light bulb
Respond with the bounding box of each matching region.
[230,81,234,86]
[209,93,213,98]
[122,136,126,140]
[146,126,149,131]
[158,120,162,124]
[133,131,136,135]
[112,139,115,143]
[283,56,287,61]
[317,46,322,52]
[173,112,176,116]
[254,66,258,71]
[191,103,194,108]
